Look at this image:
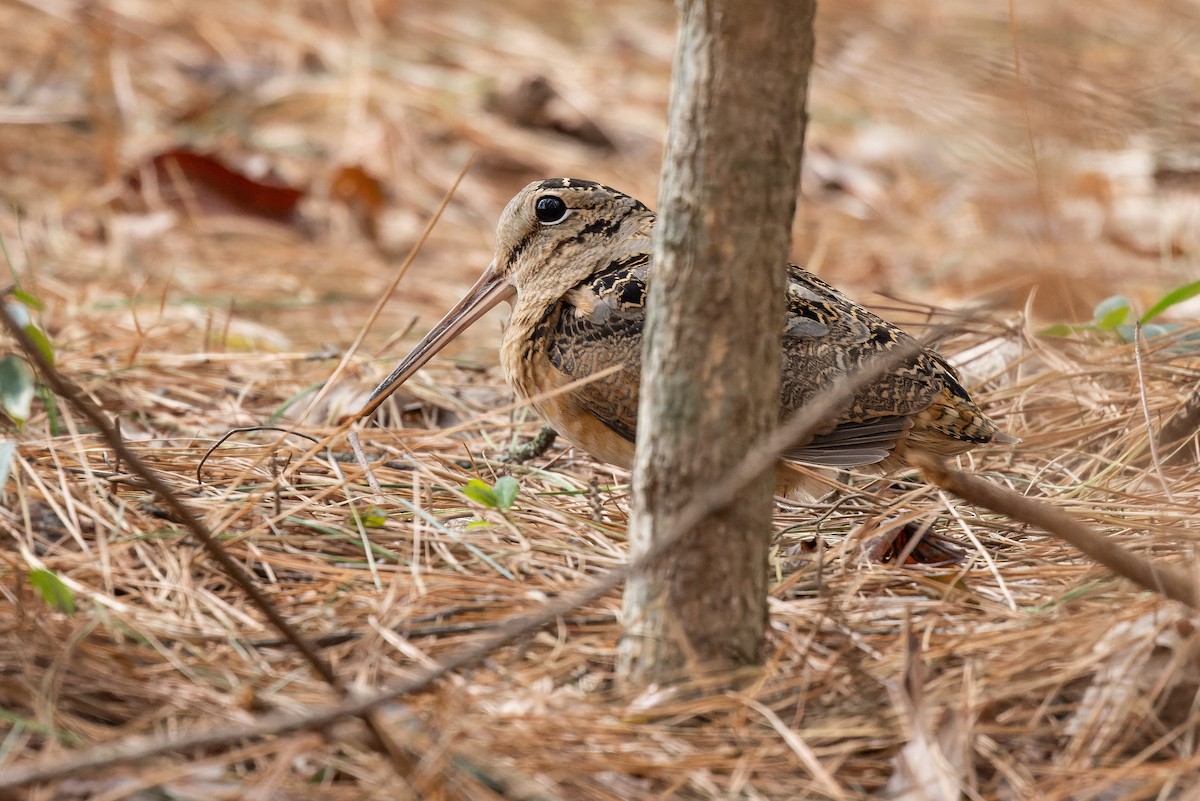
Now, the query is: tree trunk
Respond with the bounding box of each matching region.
[619,0,816,683]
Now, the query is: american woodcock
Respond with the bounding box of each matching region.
[362,178,1015,478]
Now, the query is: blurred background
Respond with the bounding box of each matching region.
[3,0,1198,362]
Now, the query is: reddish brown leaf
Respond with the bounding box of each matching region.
[863,521,967,566]
[143,148,305,222]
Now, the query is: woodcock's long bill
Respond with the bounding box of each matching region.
[360,178,1016,473]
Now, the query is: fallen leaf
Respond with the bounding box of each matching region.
[137,148,306,223]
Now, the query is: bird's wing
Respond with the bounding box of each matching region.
[782,416,914,466]
[780,266,941,466]
[542,262,999,467]
[541,253,650,443]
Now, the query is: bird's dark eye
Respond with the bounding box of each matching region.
[534,195,570,225]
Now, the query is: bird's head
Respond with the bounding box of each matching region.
[357,178,653,419]
[492,178,654,303]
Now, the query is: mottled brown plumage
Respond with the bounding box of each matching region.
[363,178,1015,477]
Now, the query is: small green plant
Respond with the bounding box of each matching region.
[1041,279,1200,344]
[462,476,520,510]
[2,289,55,426]
[352,505,388,529]
[28,567,76,615]
[2,287,56,493]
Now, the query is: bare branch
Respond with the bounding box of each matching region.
[913,453,1198,610]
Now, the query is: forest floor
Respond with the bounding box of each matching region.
[2,1,1199,799]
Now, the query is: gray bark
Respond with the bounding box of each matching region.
[619,0,816,682]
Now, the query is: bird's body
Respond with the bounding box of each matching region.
[363,178,1014,476]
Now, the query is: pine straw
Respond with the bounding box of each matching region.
[4,0,1200,797]
[2,299,1199,799]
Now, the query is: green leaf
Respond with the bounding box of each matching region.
[1093,295,1131,330]
[1038,323,1082,338]
[28,568,75,614]
[493,476,520,509]
[23,324,54,367]
[0,439,14,490]
[3,299,54,366]
[357,506,387,529]
[1141,279,1200,324]
[0,354,35,424]
[465,519,494,530]
[462,478,499,508]
[11,288,43,311]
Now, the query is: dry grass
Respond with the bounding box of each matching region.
[3,0,1200,798]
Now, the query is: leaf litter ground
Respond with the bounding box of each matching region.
[1,1,1199,798]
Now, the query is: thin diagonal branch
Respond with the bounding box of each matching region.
[0,293,421,783]
[913,453,1198,609]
